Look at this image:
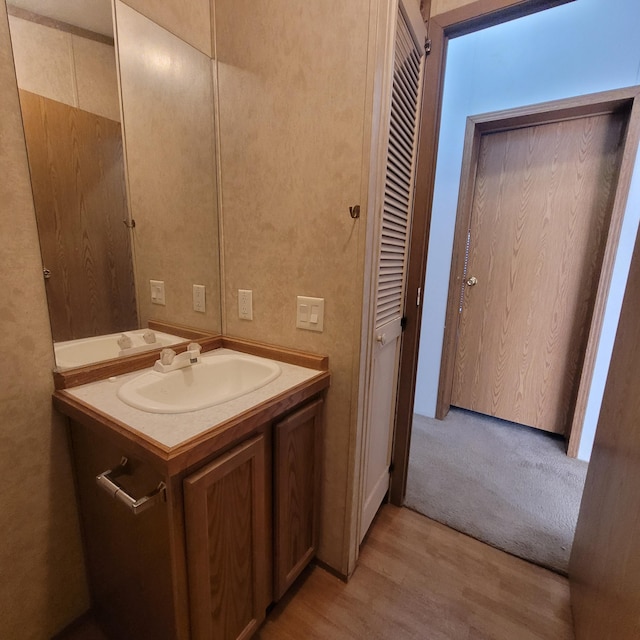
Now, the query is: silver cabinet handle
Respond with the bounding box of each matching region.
[96,457,166,515]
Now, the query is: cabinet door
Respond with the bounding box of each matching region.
[274,398,323,600]
[184,435,268,640]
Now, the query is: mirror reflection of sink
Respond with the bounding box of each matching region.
[117,352,282,414]
[54,329,185,370]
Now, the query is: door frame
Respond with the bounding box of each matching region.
[435,88,640,451]
[390,0,580,505]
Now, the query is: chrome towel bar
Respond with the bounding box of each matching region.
[96,457,166,515]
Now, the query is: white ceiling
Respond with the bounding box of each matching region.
[8,0,113,37]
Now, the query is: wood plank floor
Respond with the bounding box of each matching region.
[257,505,575,640]
[57,505,574,639]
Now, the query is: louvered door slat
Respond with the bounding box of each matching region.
[374,3,425,328]
[393,66,420,105]
[390,97,416,144]
[388,141,414,176]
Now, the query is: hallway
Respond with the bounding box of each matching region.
[405,409,587,573]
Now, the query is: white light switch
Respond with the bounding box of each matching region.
[150,280,165,305]
[296,296,324,332]
[193,284,206,313]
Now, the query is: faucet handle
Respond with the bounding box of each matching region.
[187,343,202,363]
[159,348,176,365]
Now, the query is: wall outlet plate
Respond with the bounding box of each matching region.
[150,280,165,305]
[193,284,206,313]
[238,289,253,320]
[296,296,324,332]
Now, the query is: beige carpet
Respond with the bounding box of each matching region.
[405,408,588,574]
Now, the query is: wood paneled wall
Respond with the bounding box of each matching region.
[570,229,640,638]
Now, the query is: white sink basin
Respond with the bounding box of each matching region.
[117,352,281,414]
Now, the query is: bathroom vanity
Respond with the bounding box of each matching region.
[53,338,330,640]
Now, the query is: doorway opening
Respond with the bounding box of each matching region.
[401,0,640,574]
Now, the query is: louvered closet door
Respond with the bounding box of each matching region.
[360,0,426,542]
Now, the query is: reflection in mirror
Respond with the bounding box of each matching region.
[7,0,222,371]
[9,0,137,343]
[114,0,221,338]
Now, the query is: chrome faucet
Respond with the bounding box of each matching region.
[153,343,202,373]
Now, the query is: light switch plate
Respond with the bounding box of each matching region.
[150,280,165,305]
[296,296,324,332]
[193,284,206,313]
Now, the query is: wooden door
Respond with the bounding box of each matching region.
[273,398,323,600]
[184,435,268,640]
[19,90,137,342]
[569,229,640,640]
[360,0,427,543]
[451,111,627,434]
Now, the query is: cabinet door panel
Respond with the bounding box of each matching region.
[184,435,268,640]
[69,423,177,640]
[274,398,323,600]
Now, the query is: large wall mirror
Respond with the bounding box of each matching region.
[6,0,222,370]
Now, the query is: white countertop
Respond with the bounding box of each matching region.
[65,349,324,450]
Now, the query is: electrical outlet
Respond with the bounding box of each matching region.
[150,280,165,305]
[238,289,253,320]
[193,284,206,313]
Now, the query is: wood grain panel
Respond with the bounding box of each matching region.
[19,90,137,342]
[274,399,323,600]
[569,231,640,639]
[69,423,177,640]
[184,435,268,640]
[451,112,626,433]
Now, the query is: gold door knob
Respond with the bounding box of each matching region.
[466,276,478,287]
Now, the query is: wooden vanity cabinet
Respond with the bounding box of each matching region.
[184,434,270,640]
[273,398,323,600]
[70,423,177,640]
[65,394,324,640]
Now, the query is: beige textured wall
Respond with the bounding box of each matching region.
[122,0,212,56]
[8,15,120,121]
[116,1,221,333]
[0,4,89,638]
[215,0,371,573]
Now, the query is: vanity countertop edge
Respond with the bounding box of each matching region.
[53,341,330,477]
